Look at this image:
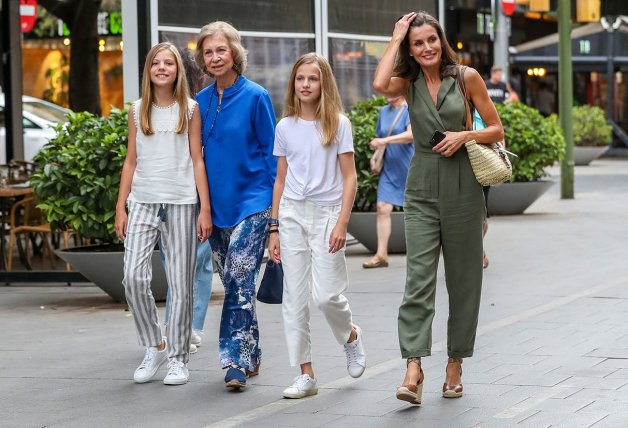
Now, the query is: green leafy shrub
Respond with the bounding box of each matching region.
[347,95,387,211]
[30,107,128,243]
[495,102,564,182]
[572,105,612,146]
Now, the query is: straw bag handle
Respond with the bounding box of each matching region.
[456,65,473,131]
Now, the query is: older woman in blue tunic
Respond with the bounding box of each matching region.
[362,96,414,268]
[195,21,276,389]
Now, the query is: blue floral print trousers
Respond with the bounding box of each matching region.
[209,208,270,372]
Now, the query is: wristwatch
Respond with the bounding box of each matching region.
[268,218,279,226]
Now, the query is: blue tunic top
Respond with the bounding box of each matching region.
[196,76,277,228]
[376,104,414,207]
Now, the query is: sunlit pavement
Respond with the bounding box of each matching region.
[2,158,628,428]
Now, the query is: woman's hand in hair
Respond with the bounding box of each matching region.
[433,131,469,157]
[393,12,417,42]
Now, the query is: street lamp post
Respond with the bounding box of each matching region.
[559,0,574,199]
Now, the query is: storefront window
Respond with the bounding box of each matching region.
[328,0,435,36]
[160,31,314,114]
[330,38,388,109]
[158,0,314,33]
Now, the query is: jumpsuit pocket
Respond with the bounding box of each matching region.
[406,154,438,200]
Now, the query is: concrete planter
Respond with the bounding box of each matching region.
[487,181,554,215]
[347,211,406,253]
[56,245,168,302]
[574,146,608,166]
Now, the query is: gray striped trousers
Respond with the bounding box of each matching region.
[123,201,197,363]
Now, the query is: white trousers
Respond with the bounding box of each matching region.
[279,198,354,367]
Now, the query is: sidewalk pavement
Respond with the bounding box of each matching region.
[2,159,628,428]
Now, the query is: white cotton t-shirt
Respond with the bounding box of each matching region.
[273,114,354,206]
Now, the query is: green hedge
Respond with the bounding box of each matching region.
[347,95,387,212]
[571,105,612,147]
[495,102,565,182]
[31,107,128,243]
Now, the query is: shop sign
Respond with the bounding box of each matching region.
[501,0,516,16]
[57,11,122,37]
[20,0,38,33]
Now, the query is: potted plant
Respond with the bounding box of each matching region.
[30,107,168,302]
[571,105,612,165]
[489,102,565,215]
[346,95,407,253]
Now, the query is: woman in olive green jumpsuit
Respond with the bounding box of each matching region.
[373,11,504,405]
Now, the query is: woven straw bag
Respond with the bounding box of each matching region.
[457,66,514,186]
[464,140,512,185]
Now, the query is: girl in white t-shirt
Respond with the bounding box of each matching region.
[115,42,211,386]
[268,53,366,399]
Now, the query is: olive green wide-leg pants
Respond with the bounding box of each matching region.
[398,150,485,359]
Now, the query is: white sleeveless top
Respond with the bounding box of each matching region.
[128,98,198,204]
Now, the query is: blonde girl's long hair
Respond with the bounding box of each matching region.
[139,42,191,135]
[283,53,343,147]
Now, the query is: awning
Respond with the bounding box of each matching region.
[511,21,628,72]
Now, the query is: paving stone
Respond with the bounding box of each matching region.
[514,410,608,428]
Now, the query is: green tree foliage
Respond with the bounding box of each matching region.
[346,95,387,211]
[30,108,128,243]
[496,102,565,182]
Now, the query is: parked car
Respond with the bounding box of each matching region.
[0,94,70,164]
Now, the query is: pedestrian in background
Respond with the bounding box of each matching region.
[268,53,366,399]
[362,95,414,269]
[115,42,212,386]
[373,11,503,405]
[195,21,277,390]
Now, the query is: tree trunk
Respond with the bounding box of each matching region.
[68,0,101,114]
[37,0,102,115]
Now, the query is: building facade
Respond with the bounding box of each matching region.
[122,0,436,112]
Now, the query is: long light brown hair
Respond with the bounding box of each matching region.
[195,21,248,76]
[283,53,343,147]
[393,11,458,81]
[139,42,190,135]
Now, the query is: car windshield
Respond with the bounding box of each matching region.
[23,101,69,123]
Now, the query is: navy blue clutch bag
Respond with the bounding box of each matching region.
[257,260,283,304]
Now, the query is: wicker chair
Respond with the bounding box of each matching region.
[7,197,55,271]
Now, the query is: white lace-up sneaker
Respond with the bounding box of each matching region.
[344,325,366,378]
[282,374,318,399]
[163,359,189,385]
[190,331,202,347]
[133,344,167,383]
[189,343,198,354]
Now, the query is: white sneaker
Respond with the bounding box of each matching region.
[282,374,318,399]
[133,345,167,383]
[163,359,189,385]
[190,331,202,347]
[189,343,198,354]
[344,325,366,378]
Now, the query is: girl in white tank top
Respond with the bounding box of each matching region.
[114,42,211,386]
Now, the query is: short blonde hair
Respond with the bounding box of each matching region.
[195,21,247,76]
